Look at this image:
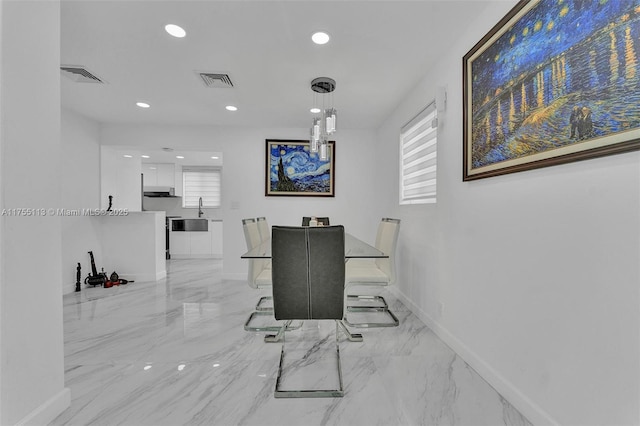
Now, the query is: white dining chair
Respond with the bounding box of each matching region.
[256,217,270,242]
[256,216,272,269]
[344,218,400,327]
[242,218,276,331]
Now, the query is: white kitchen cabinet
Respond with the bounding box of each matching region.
[190,231,212,255]
[210,220,223,257]
[156,163,175,187]
[143,163,175,188]
[170,231,190,256]
[141,163,158,186]
[169,219,223,259]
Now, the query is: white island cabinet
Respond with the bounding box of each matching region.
[99,211,166,282]
[170,219,222,259]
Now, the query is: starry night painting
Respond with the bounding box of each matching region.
[463,0,640,180]
[265,139,335,196]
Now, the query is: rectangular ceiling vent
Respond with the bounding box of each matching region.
[60,65,105,84]
[198,72,234,88]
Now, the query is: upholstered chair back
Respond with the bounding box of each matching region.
[271,226,345,320]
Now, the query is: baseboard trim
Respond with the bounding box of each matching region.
[15,387,70,426]
[119,270,166,282]
[389,287,558,426]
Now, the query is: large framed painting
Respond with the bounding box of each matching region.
[463,0,640,181]
[265,139,335,197]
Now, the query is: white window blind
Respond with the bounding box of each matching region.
[182,167,221,208]
[400,101,437,204]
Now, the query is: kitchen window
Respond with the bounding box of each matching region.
[399,101,437,204]
[182,167,221,208]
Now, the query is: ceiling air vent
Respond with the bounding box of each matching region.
[60,65,105,84]
[198,72,233,88]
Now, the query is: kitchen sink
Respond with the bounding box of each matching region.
[171,218,208,232]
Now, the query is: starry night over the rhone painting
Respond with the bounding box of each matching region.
[468,0,640,172]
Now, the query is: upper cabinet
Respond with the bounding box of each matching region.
[142,163,175,187]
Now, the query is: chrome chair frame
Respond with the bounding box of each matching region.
[267,226,347,398]
[345,218,400,328]
[242,218,301,332]
[272,321,344,398]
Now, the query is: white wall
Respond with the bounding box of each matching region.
[101,145,142,211]
[0,1,70,424]
[61,108,103,294]
[100,125,380,277]
[376,2,640,425]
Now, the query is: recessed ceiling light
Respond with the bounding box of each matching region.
[141,155,150,158]
[165,24,186,38]
[310,107,321,114]
[312,31,330,45]
[136,102,150,108]
[225,105,238,111]
[123,155,133,158]
[176,155,184,159]
[211,156,219,159]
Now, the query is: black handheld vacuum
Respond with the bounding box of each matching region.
[84,251,107,287]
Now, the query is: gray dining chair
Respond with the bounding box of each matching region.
[301,216,330,226]
[344,218,400,327]
[268,225,346,398]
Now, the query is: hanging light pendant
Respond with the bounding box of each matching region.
[319,136,328,161]
[309,77,337,157]
[310,117,321,152]
[324,107,337,134]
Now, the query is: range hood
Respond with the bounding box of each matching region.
[143,186,179,197]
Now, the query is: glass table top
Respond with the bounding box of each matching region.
[241,233,387,259]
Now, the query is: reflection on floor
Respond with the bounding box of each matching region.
[52,259,532,426]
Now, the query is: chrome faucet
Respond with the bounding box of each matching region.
[198,197,204,217]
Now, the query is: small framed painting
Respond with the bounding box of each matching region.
[265,139,335,197]
[463,0,640,181]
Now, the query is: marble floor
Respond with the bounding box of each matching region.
[52,259,532,426]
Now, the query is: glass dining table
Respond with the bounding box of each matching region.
[241,233,388,260]
[241,232,387,342]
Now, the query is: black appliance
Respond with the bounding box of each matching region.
[165,216,181,259]
[144,186,178,197]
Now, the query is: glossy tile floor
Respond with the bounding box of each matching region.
[52,259,532,426]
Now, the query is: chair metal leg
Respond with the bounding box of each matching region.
[264,320,291,343]
[274,321,344,398]
[244,311,302,333]
[347,294,389,310]
[337,320,363,342]
[256,296,273,312]
[345,294,399,328]
[344,308,399,328]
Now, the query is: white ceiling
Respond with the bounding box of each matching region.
[61,0,491,131]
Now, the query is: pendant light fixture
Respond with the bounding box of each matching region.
[309,77,337,161]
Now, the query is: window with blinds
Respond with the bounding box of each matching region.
[400,102,437,204]
[182,167,221,208]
